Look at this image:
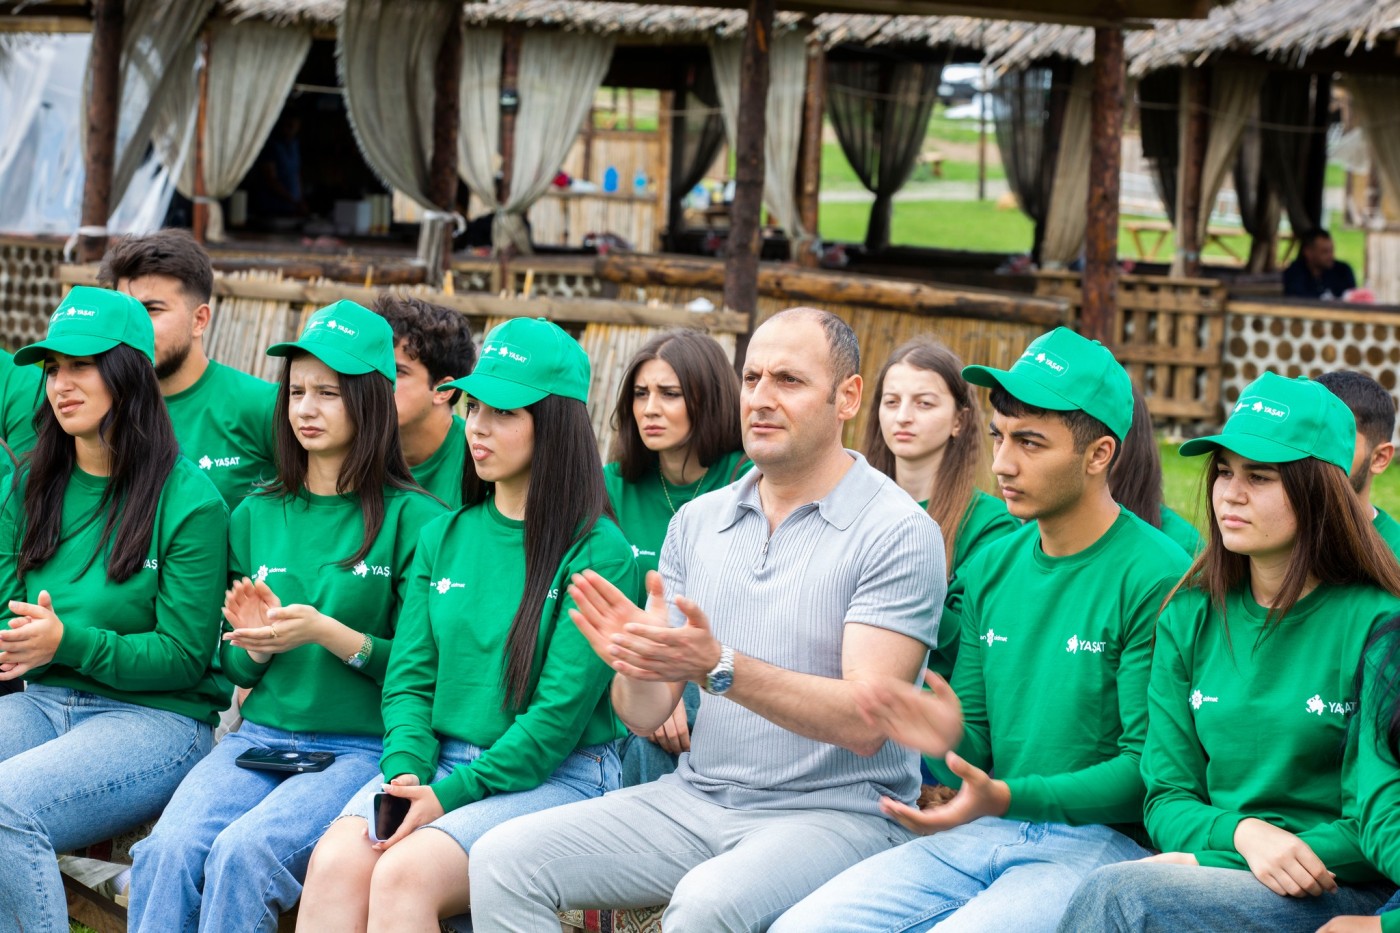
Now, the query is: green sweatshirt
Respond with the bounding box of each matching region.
[1159,505,1203,556]
[1374,507,1400,561]
[165,360,277,508]
[934,509,1189,830]
[603,449,750,575]
[220,486,447,735]
[379,499,641,812]
[0,459,229,724]
[410,414,466,509]
[1143,582,1400,882]
[924,489,1021,681]
[0,351,40,472]
[1355,629,1400,906]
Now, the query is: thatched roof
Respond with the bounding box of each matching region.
[221,0,1400,71]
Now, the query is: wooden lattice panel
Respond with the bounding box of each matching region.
[1222,301,1400,428]
[1035,271,1226,426]
[0,237,66,351]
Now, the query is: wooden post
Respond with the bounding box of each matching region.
[1081,26,1124,347]
[977,66,989,202]
[1176,67,1210,277]
[727,0,775,368]
[429,4,464,272]
[795,42,825,268]
[79,0,124,263]
[654,90,675,254]
[665,71,688,249]
[192,31,211,244]
[498,27,523,205]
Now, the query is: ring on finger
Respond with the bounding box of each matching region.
[269,625,279,639]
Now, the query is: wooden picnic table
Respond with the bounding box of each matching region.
[1124,219,1246,267]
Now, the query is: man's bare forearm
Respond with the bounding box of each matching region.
[611,675,685,736]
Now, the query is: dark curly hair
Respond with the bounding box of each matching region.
[373,294,478,404]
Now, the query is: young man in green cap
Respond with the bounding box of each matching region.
[373,294,476,508]
[772,326,1190,933]
[1318,370,1400,559]
[99,229,277,508]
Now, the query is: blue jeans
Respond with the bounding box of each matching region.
[0,684,212,933]
[340,738,621,854]
[1059,861,1396,932]
[1382,889,1400,916]
[771,816,1151,933]
[128,721,383,933]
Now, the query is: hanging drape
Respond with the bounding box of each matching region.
[1172,64,1264,275]
[151,18,312,241]
[826,54,941,252]
[1137,68,1181,222]
[95,0,215,213]
[1351,75,1400,222]
[711,31,810,249]
[1040,65,1093,268]
[455,27,503,219]
[670,63,727,207]
[1233,112,1281,272]
[337,0,452,209]
[494,29,614,254]
[1258,70,1323,237]
[991,60,1072,261]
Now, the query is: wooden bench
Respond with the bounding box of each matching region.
[1123,218,1246,267]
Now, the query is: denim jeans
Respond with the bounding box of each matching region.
[0,684,211,933]
[1058,861,1397,933]
[340,738,620,855]
[769,816,1151,933]
[128,720,384,933]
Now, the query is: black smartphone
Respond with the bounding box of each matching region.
[371,792,412,843]
[234,748,336,774]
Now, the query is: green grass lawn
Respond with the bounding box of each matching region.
[1161,439,1400,531]
[821,141,1005,193]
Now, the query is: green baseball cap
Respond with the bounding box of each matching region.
[446,317,589,409]
[267,300,395,383]
[1180,372,1355,472]
[963,326,1133,441]
[14,286,156,366]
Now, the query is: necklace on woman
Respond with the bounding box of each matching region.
[659,466,707,515]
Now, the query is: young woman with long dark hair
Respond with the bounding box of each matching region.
[1109,387,1202,555]
[0,287,229,930]
[297,317,640,930]
[1060,373,1400,931]
[605,328,748,783]
[862,336,1017,681]
[129,301,446,931]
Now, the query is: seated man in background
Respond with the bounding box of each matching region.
[1283,229,1357,300]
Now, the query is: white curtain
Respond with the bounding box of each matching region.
[1350,75,1400,222]
[337,0,453,209]
[151,19,312,241]
[493,29,614,254]
[96,0,215,212]
[1172,64,1265,275]
[456,26,503,219]
[1041,65,1093,269]
[711,31,809,245]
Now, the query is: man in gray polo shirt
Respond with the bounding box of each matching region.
[468,309,950,931]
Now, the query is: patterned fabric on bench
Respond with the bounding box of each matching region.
[559,907,666,932]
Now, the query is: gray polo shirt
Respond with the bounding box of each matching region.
[659,450,944,816]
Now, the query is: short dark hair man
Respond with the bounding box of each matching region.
[99,228,276,508]
[1283,229,1357,300]
[1318,369,1400,557]
[372,295,477,507]
[468,308,947,930]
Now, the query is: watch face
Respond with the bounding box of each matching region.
[707,670,734,694]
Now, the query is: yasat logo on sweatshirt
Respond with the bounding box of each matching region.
[353,561,390,578]
[1066,634,1106,654]
[1305,693,1356,717]
[197,454,241,470]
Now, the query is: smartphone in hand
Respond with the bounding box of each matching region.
[370,792,412,843]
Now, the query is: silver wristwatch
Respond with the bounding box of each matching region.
[702,645,735,695]
[345,633,373,670]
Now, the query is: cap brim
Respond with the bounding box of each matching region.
[14,335,123,367]
[1179,432,1314,464]
[962,364,1081,414]
[447,372,549,410]
[266,341,376,376]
